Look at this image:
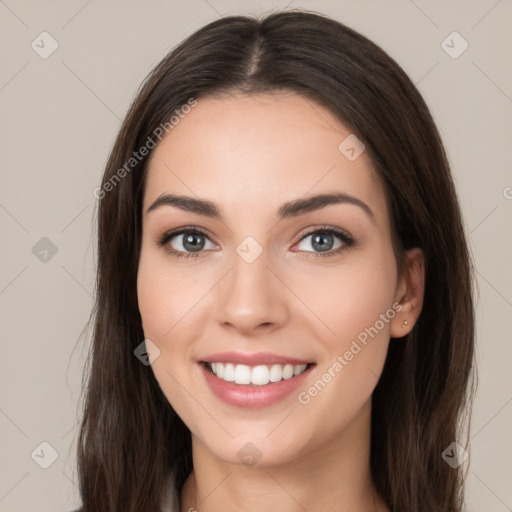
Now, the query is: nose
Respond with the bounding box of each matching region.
[214,247,289,335]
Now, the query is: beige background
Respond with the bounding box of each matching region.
[1,1,511,510]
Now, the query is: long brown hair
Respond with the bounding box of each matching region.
[75,9,476,511]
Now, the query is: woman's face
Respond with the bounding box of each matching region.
[137,92,415,467]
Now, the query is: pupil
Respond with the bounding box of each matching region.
[312,233,333,252]
[184,233,204,252]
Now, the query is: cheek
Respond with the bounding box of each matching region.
[290,244,398,407]
[137,249,207,341]
[136,252,196,405]
[290,244,398,343]
[136,251,209,429]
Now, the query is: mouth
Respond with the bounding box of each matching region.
[197,350,317,408]
[201,361,315,386]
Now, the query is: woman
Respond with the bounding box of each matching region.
[76,9,476,511]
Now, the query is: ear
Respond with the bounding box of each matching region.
[390,247,425,338]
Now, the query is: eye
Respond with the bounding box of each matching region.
[156,227,217,259]
[293,225,354,258]
[156,224,354,260]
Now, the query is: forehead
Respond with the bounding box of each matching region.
[143,92,388,226]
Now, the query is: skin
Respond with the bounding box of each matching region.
[137,91,425,512]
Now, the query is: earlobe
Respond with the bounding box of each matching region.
[390,247,425,338]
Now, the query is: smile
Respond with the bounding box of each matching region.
[206,362,310,386]
[199,357,316,409]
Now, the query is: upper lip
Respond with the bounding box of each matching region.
[200,351,313,366]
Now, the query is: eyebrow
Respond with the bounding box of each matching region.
[146,191,375,224]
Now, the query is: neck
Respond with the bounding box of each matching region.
[179,400,389,512]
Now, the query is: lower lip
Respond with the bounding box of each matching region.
[199,363,314,409]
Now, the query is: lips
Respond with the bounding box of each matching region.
[198,351,316,408]
[200,351,312,366]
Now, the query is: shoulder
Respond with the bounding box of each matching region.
[163,480,180,511]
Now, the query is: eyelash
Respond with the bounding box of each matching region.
[156,225,354,260]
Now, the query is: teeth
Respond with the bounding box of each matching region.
[251,365,270,386]
[269,364,283,383]
[223,363,235,382]
[209,362,309,386]
[293,364,307,376]
[234,364,251,385]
